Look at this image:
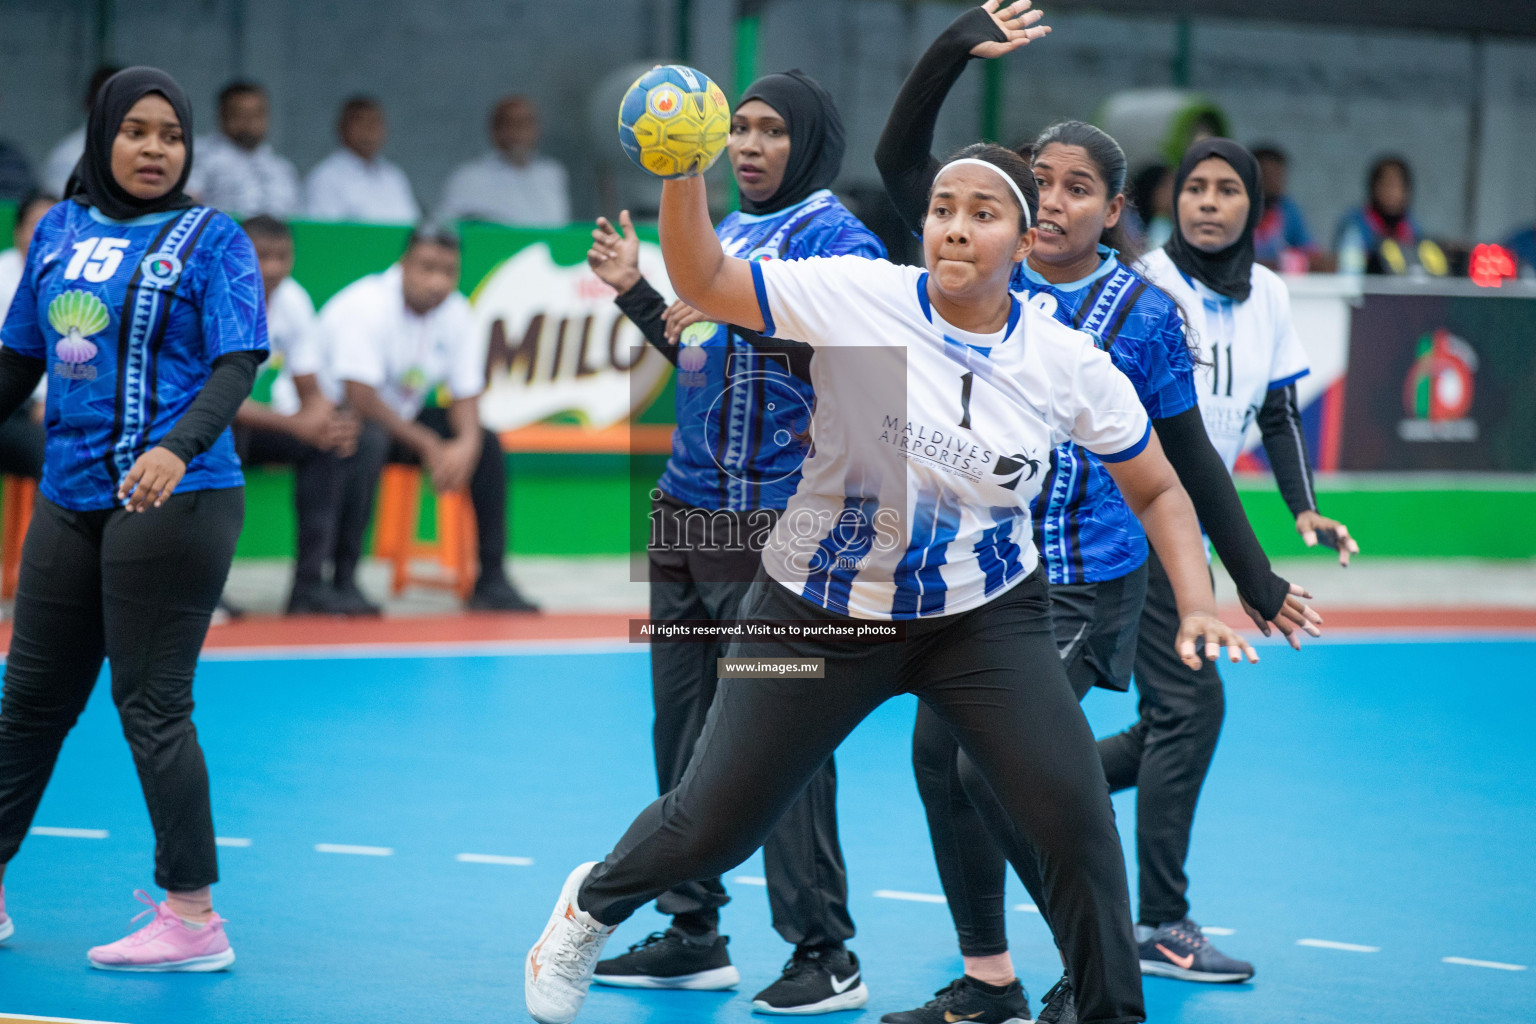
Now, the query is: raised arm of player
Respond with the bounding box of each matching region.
[1103,429,1260,668]
[875,1,1049,234]
[656,176,764,331]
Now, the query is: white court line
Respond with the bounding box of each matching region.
[733,876,767,886]
[199,639,639,662]
[1203,926,1236,936]
[0,1015,138,1023]
[315,843,394,857]
[1297,938,1380,953]
[29,827,108,839]
[874,890,947,904]
[456,853,533,866]
[1013,903,1039,914]
[1442,956,1527,971]
[215,837,252,848]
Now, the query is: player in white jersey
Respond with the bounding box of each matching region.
[525,142,1260,1024]
[1116,138,1358,984]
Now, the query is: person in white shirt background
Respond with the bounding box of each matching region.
[187,81,301,219]
[325,226,537,612]
[230,216,374,616]
[40,65,121,197]
[304,96,420,224]
[436,95,570,226]
[0,191,54,481]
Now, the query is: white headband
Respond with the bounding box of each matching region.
[936,157,1033,230]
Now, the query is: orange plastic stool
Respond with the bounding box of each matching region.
[372,465,477,600]
[1,475,36,599]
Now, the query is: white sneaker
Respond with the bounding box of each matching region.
[0,885,13,943]
[525,862,616,1024]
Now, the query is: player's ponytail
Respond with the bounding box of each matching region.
[1028,121,1141,262]
[934,143,1040,234]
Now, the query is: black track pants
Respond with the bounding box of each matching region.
[581,568,1144,1024]
[1098,551,1225,926]
[0,488,243,891]
[646,491,852,947]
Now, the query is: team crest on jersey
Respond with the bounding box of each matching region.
[746,247,779,263]
[991,451,1042,490]
[140,252,183,288]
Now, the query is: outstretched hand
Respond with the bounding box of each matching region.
[587,210,642,294]
[973,0,1051,59]
[1297,510,1359,567]
[1175,612,1260,670]
[1240,582,1324,651]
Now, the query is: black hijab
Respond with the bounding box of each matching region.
[66,66,196,222]
[736,70,845,216]
[1164,137,1262,302]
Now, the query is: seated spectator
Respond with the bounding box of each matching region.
[0,192,57,480]
[41,65,121,195]
[1504,194,1536,276]
[1334,154,1447,276]
[323,226,537,612]
[436,95,570,226]
[305,96,420,223]
[1251,144,1321,272]
[188,81,301,218]
[232,216,374,616]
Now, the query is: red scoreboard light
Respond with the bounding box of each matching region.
[1469,243,1517,288]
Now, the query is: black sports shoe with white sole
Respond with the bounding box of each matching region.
[1033,976,1077,1024]
[752,946,869,1015]
[879,975,1031,1024]
[592,928,740,990]
[1138,918,1254,983]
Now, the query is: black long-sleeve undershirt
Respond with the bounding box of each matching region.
[1153,406,1290,619]
[158,349,263,465]
[0,348,45,425]
[612,276,679,365]
[875,5,1004,237]
[1256,383,1318,518]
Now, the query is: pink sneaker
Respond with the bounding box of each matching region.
[87,890,235,972]
[0,885,13,943]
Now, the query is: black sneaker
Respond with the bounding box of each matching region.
[752,946,868,1015]
[330,581,383,617]
[592,928,740,990]
[879,975,1030,1024]
[1034,976,1077,1024]
[1138,918,1254,983]
[466,572,540,612]
[286,583,347,616]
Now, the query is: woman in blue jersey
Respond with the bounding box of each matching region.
[0,68,265,971]
[528,118,1262,1022]
[585,71,886,1014]
[872,5,1325,1021]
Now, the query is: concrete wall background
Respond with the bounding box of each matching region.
[1,0,1532,243]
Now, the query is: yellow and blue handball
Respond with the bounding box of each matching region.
[618,65,729,179]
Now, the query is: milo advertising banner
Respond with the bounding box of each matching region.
[465,226,674,433]
[279,221,678,437]
[1338,292,1536,471]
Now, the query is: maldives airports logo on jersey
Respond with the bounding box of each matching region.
[1398,328,1478,442]
[472,242,673,432]
[878,416,998,482]
[991,451,1042,490]
[47,290,109,370]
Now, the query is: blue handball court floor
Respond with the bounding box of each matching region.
[0,635,1531,1024]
